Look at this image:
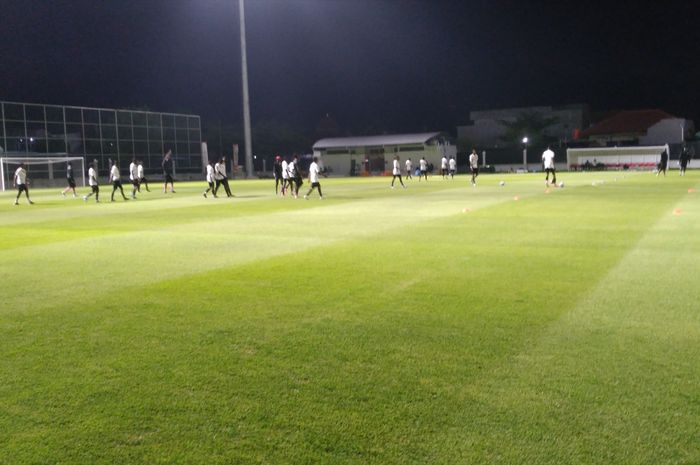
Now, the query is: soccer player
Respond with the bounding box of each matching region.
[679,144,691,176]
[448,156,457,179]
[657,147,669,177]
[215,157,232,197]
[83,162,100,203]
[129,157,139,199]
[61,161,77,197]
[419,156,428,181]
[281,157,290,196]
[203,160,217,198]
[390,155,406,189]
[273,155,284,195]
[405,157,413,179]
[542,146,557,186]
[137,160,150,192]
[287,155,300,198]
[440,155,448,179]
[304,156,324,199]
[110,161,128,202]
[162,149,175,193]
[469,149,479,186]
[13,163,33,205]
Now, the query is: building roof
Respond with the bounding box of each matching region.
[580,109,676,138]
[313,132,443,149]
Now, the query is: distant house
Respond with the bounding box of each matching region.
[312,132,455,176]
[457,104,590,148]
[580,109,694,146]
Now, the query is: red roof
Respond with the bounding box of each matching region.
[581,109,676,138]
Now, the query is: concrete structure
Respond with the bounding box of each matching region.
[457,104,590,148]
[0,100,202,178]
[579,109,693,146]
[313,132,455,176]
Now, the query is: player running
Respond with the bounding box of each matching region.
[303,156,324,199]
[657,147,669,177]
[419,157,428,181]
[390,155,406,189]
[542,146,557,186]
[469,149,479,186]
[203,160,217,198]
[110,162,129,202]
[83,162,100,203]
[61,161,77,197]
[13,163,33,205]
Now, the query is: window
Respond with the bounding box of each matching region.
[368,147,384,155]
[326,149,348,155]
[399,145,424,152]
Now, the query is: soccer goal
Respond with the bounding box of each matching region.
[0,156,86,191]
[567,146,668,171]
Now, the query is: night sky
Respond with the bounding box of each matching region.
[2,0,700,137]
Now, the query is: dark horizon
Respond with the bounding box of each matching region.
[2,0,700,141]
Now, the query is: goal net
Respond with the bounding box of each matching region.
[0,156,86,191]
[567,146,668,171]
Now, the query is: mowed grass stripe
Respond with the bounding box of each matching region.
[436,184,700,465]
[0,176,522,314]
[0,173,693,464]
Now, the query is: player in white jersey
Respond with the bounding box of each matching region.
[110,162,128,202]
[542,146,557,186]
[129,158,139,199]
[303,156,324,199]
[83,162,100,202]
[405,158,413,179]
[287,156,301,198]
[280,158,290,196]
[137,160,150,192]
[419,157,428,181]
[214,157,232,197]
[448,156,457,179]
[469,149,479,186]
[203,160,217,198]
[441,156,448,179]
[13,163,33,205]
[390,155,406,189]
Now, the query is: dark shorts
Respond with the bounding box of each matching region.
[17,184,28,194]
[164,173,174,183]
[449,169,456,175]
[311,182,321,188]
[208,181,214,188]
[67,177,76,188]
[471,167,479,175]
[139,177,148,183]
[91,185,99,193]
[112,180,122,188]
[131,179,140,186]
[420,169,427,175]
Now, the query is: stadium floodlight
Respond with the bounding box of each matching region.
[239,0,254,178]
[522,137,529,169]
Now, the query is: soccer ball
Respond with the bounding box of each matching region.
[499,180,506,186]
[558,182,564,188]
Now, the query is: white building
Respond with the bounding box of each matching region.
[457,104,590,147]
[313,132,456,176]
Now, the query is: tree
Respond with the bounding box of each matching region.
[498,112,559,147]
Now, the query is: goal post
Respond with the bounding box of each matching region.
[567,146,667,171]
[0,156,86,191]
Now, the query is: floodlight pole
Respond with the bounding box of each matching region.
[522,137,529,171]
[239,0,254,178]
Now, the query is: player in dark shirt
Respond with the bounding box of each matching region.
[162,150,175,193]
[273,155,283,195]
[679,144,692,176]
[61,162,77,198]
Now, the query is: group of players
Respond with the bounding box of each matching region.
[272,155,324,199]
[10,144,687,206]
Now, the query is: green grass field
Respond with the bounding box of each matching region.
[1,171,699,464]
